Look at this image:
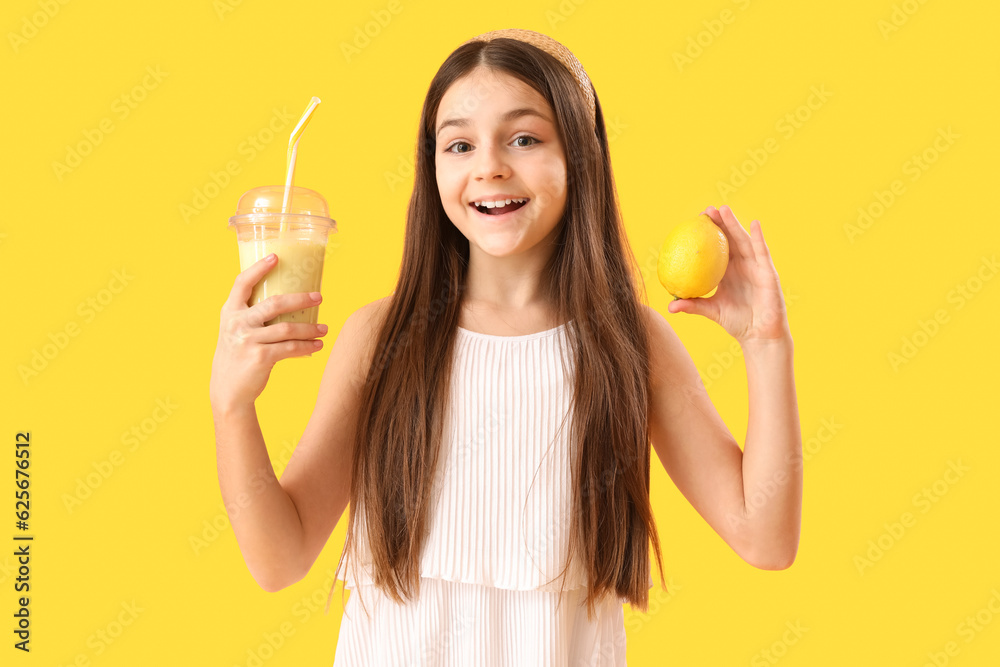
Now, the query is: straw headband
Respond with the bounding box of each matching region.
[461,28,597,130]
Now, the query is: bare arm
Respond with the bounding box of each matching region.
[739,336,801,569]
[276,297,387,587]
[645,305,801,569]
[210,251,388,591]
[213,298,386,592]
[212,299,385,591]
[210,255,330,592]
[212,402,304,592]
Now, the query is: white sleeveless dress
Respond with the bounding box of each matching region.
[332,322,649,666]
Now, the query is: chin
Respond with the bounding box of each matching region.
[472,243,519,258]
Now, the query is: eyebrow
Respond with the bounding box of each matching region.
[436,107,552,136]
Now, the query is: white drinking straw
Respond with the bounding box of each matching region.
[280,96,322,227]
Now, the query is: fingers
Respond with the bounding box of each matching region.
[249,291,322,327]
[264,339,325,362]
[748,219,772,261]
[220,314,325,365]
[669,291,722,323]
[703,205,754,261]
[233,338,324,366]
[226,253,277,309]
[250,321,328,345]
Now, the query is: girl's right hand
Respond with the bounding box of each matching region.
[209,253,328,412]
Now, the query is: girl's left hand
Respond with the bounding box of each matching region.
[667,205,791,345]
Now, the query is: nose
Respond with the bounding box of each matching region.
[471,143,510,181]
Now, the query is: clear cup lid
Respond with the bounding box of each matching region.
[229,185,336,229]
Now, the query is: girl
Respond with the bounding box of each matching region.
[210,28,801,666]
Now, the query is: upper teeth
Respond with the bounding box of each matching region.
[475,198,527,208]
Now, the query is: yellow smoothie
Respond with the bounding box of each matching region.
[237,237,327,325]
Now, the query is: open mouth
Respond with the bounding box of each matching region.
[470,198,529,216]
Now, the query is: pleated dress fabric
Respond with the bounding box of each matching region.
[332,322,643,666]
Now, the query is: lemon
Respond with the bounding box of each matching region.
[657,214,729,300]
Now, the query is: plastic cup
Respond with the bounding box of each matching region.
[228,185,337,326]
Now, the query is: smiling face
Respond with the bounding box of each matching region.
[434,66,568,262]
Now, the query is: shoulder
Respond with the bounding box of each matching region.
[336,295,393,381]
[639,304,693,390]
[639,303,664,331]
[348,295,392,332]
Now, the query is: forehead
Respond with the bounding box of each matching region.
[436,68,552,125]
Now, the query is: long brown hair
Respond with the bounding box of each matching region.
[327,35,667,622]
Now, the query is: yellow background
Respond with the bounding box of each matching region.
[3,0,999,664]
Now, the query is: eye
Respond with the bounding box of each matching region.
[443,135,539,154]
[445,141,472,154]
